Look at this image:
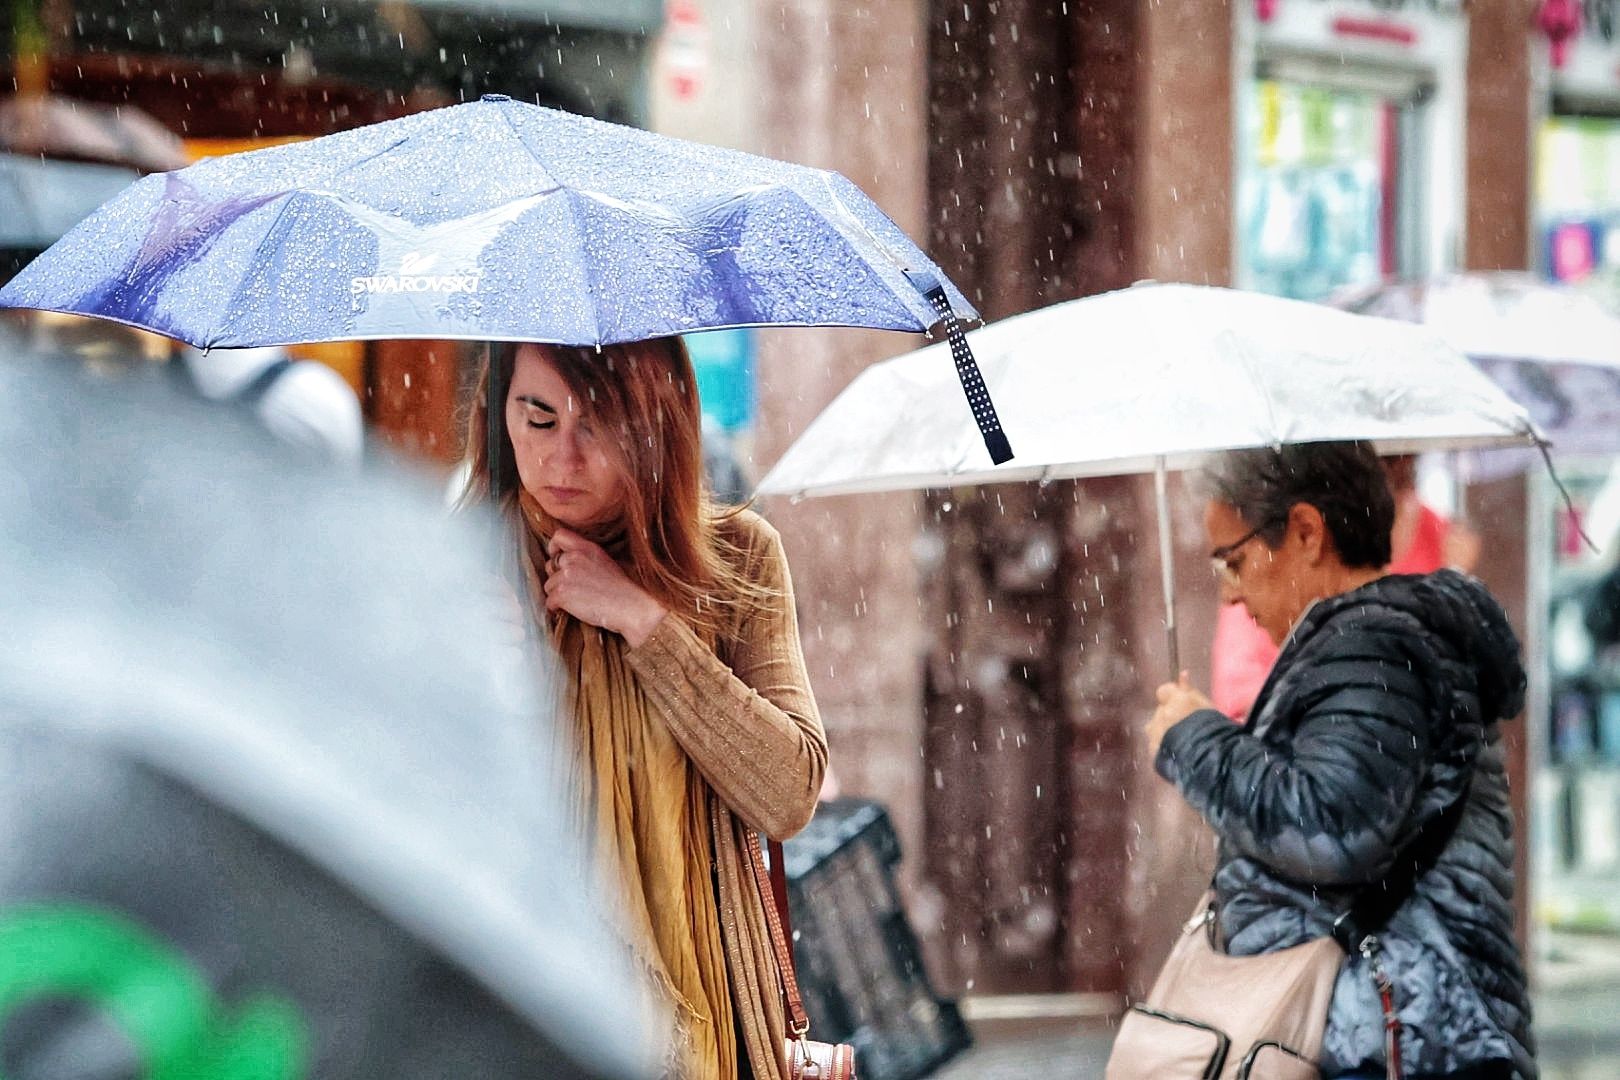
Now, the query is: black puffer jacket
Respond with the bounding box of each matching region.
[1158,570,1535,1079]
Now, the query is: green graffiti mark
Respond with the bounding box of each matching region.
[0,904,307,1080]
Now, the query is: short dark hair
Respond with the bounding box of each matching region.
[1201,441,1394,569]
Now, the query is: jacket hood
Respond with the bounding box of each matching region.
[1318,569,1527,724]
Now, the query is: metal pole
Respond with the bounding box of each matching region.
[1451,449,1471,528]
[484,341,519,583]
[1155,455,1180,677]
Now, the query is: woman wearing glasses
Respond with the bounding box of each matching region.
[1142,441,1534,1080]
[1207,455,1481,722]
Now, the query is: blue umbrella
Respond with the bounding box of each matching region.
[0,94,1012,468]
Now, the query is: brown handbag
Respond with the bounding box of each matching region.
[743,830,857,1080]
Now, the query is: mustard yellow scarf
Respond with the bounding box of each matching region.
[517,490,735,1080]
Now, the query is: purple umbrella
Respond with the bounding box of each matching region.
[0,94,1012,477]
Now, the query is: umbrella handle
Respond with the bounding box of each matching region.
[485,341,512,499]
[904,269,1013,466]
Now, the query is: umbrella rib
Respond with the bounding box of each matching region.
[813,175,931,330]
[560,189,606,345]
[202,190,302,350]
[194,137,411,348]
[818,173,907,271]
[491,107,605,343]
[284,134,411,192]
[492,104,563,180]
[1227,330,1283,445]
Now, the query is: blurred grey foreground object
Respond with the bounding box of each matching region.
[0,338,658,1080]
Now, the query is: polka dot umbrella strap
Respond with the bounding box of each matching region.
[904,269,1014,466]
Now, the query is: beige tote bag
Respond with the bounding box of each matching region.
[1105,896,1343,1080]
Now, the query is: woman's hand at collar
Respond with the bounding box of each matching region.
[544,527,669,647]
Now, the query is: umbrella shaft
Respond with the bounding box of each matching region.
[1155,458,1180,677]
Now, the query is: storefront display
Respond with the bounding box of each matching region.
[1538,116,1620,308]
[1235,0,1466,301]
[1238,80,1387,300]
[1528,2,1620,936]
[1537,464,1620,929]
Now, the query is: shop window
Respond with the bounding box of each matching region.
[1238,75,1428,301]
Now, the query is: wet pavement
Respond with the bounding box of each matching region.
[932,1017,1113,1080]
[1535,929,1620,1079]
[934,1010,1618,1079]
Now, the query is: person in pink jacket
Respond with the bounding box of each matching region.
[1209,456,1480,720]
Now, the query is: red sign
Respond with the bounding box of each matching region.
[663,0,708,102]
[1331,15,1419,46]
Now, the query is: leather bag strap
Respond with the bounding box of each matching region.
[768,839,794,945]
[1332,775,1474,951]
[744,830,810,1035]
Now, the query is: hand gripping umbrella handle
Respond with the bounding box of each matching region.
[904,270,1014,466]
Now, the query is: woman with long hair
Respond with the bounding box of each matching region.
[463,338,827,1080]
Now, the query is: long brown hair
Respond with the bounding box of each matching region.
[462,338,769,640]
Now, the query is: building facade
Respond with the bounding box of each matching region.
[735,0,1551,1007]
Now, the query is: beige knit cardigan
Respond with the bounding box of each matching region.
[623,509,827,1080]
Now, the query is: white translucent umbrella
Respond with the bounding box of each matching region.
[757,283,1542,670]
[1334,272,1620,370]
[1334,272,1620,473]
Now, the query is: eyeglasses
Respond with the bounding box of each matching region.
[1209,521,1276,589]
